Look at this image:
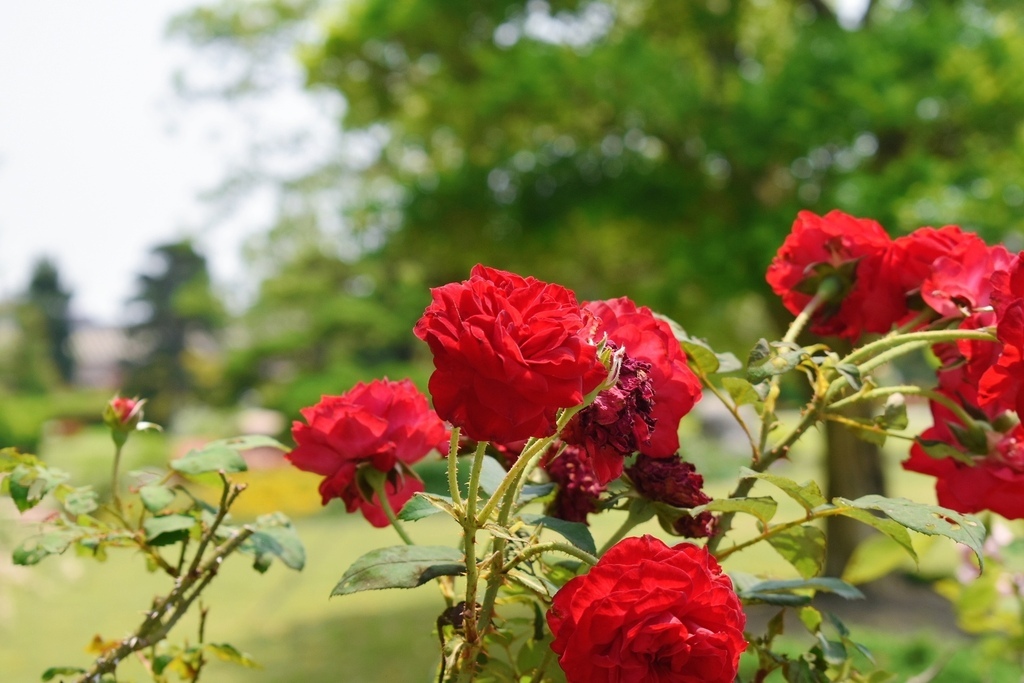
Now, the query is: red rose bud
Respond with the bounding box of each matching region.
[543,444,605,524]
[563,347,656,484]
[547,535,746,683]
[103,397,146,447]
[287,378,448,527]
[414,265,605,444]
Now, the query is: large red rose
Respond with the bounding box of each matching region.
[584,297,702,458]
[904,411,1024,520]
[979,253,1024,417]
[287,378,447,527]
[548,535,746,683]
[766,210,895,340]
[414,265,605,443]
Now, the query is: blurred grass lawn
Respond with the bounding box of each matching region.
[0,413,1020,681]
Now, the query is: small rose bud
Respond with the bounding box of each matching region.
[103,395,148,446]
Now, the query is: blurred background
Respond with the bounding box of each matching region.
[3,0,1024,680]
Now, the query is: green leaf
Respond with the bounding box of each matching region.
[476,455,509,497]
[835,363,863,391]
[799,606,823,633]
[843,495,986,565]
[398,492,455,521]
[58,485,99,515]
[143,514,197,544]
[205,643,260,668]
[694,496,777,527]
[741,577,865,603]
[833,507,917,562]
[139,484,176,514]
[332,545,465,596]
[841,534,916,585]
[42,666,87,681]
[875,393,908,431]
[767,524,826,579]
[246,522,306,571]
[721,377,762,407]
[914,438,975,466]
[846,419,888,447]
[209,435,289,451]
[681,337,720,374]
[520,513,597,555]
[747,341,807,383]
[741,468,826,511]
[13,529,80,565]
[171,444,248,475]
[6,463,68,512]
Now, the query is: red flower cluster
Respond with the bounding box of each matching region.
[548,535,746,683]
[414,265,606,444]
[287,379,447,527]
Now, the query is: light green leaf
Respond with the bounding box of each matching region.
[332,545,465,596]
[680,338,720,374]
[721,377,762,406]
[843,495,985,566]
[741,468,826,511]
[13,529,81,565]
[143,514,197,544]
[833,507,917,562]
[246,520,306,572]
[694,496,777,526]
[42,667,87,681]
[767,524,826,579]
[139,484,176,514]
[205,643,260,668]
[171,445,247,475]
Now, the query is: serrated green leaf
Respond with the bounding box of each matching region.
[58,485,99,515]
[332,545,465,596]
[520,513,597,555]
[143,514,197,543]
[139,484,176,514]
[42,666,87,681]
[742,577,865,602]
[171,445,247,475]
[722,377,762,406]
[833,507,917,562]
[844,495,985,566]
[767,525,826,579]
[694,496,777,526]
[741,468,826,510]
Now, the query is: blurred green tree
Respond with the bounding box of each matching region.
[123,241,225,421]
[173,0,1024,571]
[26,258,75,385]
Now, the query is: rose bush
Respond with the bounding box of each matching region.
[547,535,746,683]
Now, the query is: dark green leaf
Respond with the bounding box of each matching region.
[519,481,555,503]
[815,633,847,665]
[767,525,826,579]
[331,545,465,596]
[520,513,597,555]
[742,577,865,602]
[875,394,908,431]
[747,341,807,383]
[843,495,985,565]
[741,468,826,511]
[246,523,306,571]
[171,444,248,475]
[139,484,176,514]
[835,363,863,391]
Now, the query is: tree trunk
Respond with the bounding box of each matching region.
[824,403,887,576]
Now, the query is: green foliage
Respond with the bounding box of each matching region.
[331,545,466,595]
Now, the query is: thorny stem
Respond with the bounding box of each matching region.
[446,427,463,510]
[502,541,598,572]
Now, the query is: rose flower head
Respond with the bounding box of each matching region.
[548,535,746,683]
[766,209,894,340]
[415,265,605,444]
[104,395,145,431]
[543,444,605,524]
[562,345,657,484]
[287,378,447,527]
[584,297,702,458]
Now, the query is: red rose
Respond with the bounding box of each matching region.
[584,297,702,458]
[766,210,894,340]
[548,535,746,683]
[287,379,447,527]
[979,254,1024,417]
[414,265,605,443]
[921,238,1013,318]
[904,410,1024,520]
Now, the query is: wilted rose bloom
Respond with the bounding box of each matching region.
[627,453,717,538]
[562,348,657,484]
[415,265,605,444]
[543,445,605,524]
[547,535,746,683]
[766,209,894,340]
[287,378,448,527]
[585,297,702,458]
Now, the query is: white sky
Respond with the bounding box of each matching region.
[0,0,323,325]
